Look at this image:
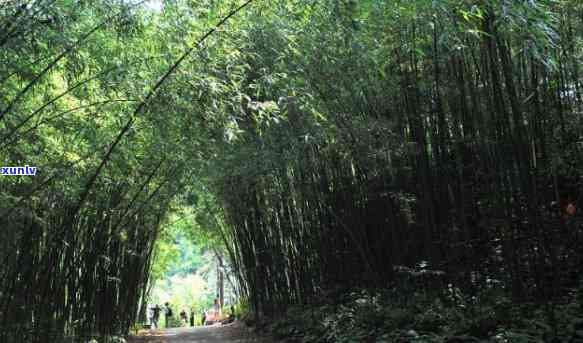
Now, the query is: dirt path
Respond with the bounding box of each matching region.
[127,323,272,343]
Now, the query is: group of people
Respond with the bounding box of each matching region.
[149,302,198,329]
[200,305,235,326]
[179,308,196,327]
[149,302,173,329]
[149,298,236,329]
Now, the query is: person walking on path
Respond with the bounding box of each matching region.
[190,308,195,327]
[151,304,161,329]
[213,297,220,316]
[164,302,173,328]
[180,309,187,325]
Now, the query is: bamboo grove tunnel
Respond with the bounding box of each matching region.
[1,0,583,342]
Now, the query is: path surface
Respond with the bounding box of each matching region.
[128,323,272,343]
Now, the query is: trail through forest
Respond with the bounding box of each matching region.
[129,323,270,343]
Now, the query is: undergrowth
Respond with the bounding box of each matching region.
[267,284,583,343]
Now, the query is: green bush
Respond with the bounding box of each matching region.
[263,284,583,343]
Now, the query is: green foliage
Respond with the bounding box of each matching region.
[268,285,583,343]
[0,0,251,340]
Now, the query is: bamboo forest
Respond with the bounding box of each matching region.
[1,0,583,342]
